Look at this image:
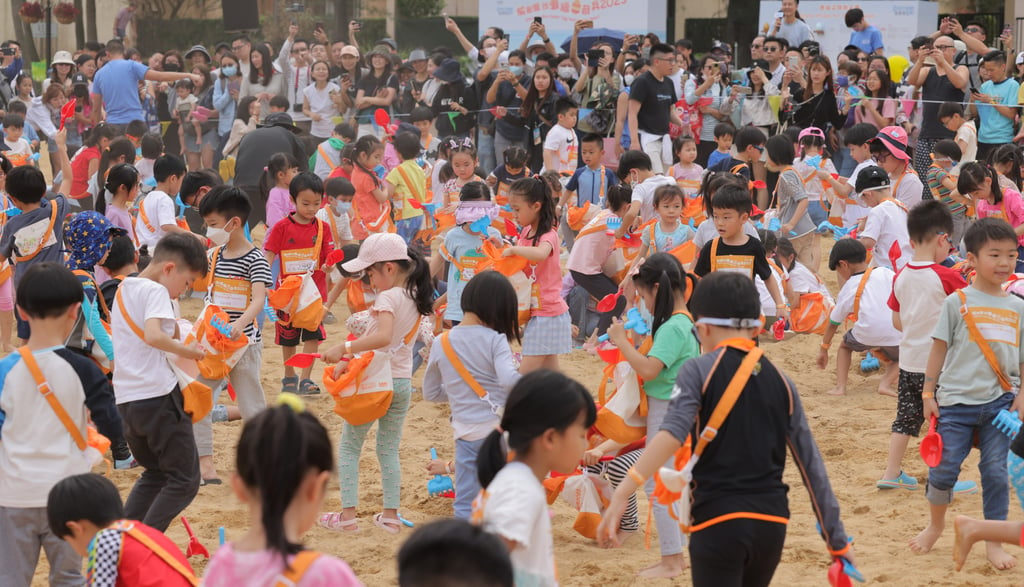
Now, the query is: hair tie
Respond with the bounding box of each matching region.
[276,392,306,413]
[499,429,513,462]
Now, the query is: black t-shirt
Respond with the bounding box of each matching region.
[355,73,400,121]
[694,235,773,280]
[628,71,677,136]
[432,81,478,137]
[708,157,751,178]
[920,67,964,140]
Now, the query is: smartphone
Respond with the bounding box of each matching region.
[0,48,14,57]
[503,33,510,42]
[587,49,603,66]
[788,55,799,68]
[315,21,324,30]
[341,73,351,83]
[1004,24,1012,35]
[732,85,752,95]
[534,16,542,24]
[711,62,720,73]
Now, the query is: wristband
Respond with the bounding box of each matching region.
[921,392,934,399]
[446,461,454,475]
[627,466,646,485]
[344,340,352,355]
[820,342,831,350]
[542,37,550,43]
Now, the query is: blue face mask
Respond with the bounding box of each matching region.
[508,65,523,77]
[835,75,849,88]
[221,65,238,77]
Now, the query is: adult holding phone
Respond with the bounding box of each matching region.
[573,26,620,137]
[769,0,815,49]
[782,55,844,145]
[685,56,734,166]
[628,43,684,174]
[213,52,244,166]
[486,50,532,166]
[973,50,1019,161]
[906,36,967,199]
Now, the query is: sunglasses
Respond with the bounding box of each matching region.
[934,44,954,50]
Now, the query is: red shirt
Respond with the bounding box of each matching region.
[70,145,100,197]
[264,214,334,299]
[88,521,195,587]
[351,165,389,241]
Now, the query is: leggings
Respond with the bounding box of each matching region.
[338,378,412,509]
[0,276,13,312]
[569,270,626,336]
[586,448,643,531]
[689,518,787,587]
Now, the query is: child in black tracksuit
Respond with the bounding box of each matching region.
[596,271,853,585]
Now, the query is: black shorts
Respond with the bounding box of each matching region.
[689,517,787,587]
[275,313,326,347]
[893,370,926,437]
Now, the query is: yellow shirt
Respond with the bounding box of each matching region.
[385,160,426,221]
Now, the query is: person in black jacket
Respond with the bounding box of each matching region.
[234,113,308,228]
[430,58,477,140]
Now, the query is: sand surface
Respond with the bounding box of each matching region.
[32,241,1020,587]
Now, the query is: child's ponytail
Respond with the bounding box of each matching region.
[399,246,434,316]
[632,253,687,335]
[957,161,1002,203]
[775,237,797,271]
[98,163,139,216]
[991,144,1024,191]
[235,399,333,565]
[478,370,596,489]
[259,153,300,205]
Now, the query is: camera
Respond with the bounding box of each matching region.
[587,49,603,67]
[0,48,15,57]
[534,17,542,24]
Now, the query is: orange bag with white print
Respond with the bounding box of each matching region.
[567,200,601,231]
[594,337,652,444]
[542,469,614,539]
[190,304,249,380]
[476,240,533,326]
[267,221,326,331]
[790,291,834,335]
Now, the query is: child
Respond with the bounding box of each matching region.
[328,144,356,181]
[816,238,900,396]
[616,151,677,232]
[423,271,522,519]
[111,233,208,531]
[486,145,530,206]
[605,253,700,579]
[882,200,967,490]
[175,79,200,151]
[816,122,877,228]
[561,133,619,245]
[312,122,356,181]
[765,134,818,271]
[135,155,192,250]
[398,519,513,587]
[693,185,788,319]
[385,132,428,246]
[597,271,854,584]
[475,370,596,586]
[136,132,164,186]
[957,161,1024,272]
[433,182,501,326]
[319,233,432,534]
[566,184,633,336]
[692,172,758,249]
[910,218,1024,571]
[775,236,833,311]
[1,114,33,167]
[991,144,1024,193]
[927,140,968,247]
[707,121,736,170]
[99,163,140,245]
[350,135,390,240]
[0,263,123,586]
[264,172,335,395]
[506,177,572,373]
[1,131,74,342]
[666,135,703,202]
[317,177,356,247]
[855,165,912,271]
[202,398,364,585]
[409,106,440,164]
[755,229,792,329]
[194,186,272,483]
[430,138,452,203]
[541,97,579,176]
[0,154,13,351]
[630,185,695,273]
[47,473,197,585]
[261,152,300,231]
[868,125,923,209]
[440,138,485,208]
[99,234,140,311]
[939,101,977,164]
[792,127,838,230]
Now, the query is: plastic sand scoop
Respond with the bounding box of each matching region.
[596,289,623,312]
[285,353,322,368]
[427,448,455,498]
[920,415,943,467]
[180,516,210,558]
[828,557,865,586]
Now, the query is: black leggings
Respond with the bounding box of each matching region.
[569,270,626,335]
[689,518,787,587]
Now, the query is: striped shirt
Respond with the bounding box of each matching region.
[927,164,965,216]
[203,246,273,342]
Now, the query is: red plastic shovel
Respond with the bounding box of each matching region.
[596,289,622,312]
[920,415,943,467]
[180,516,210,558]
[285,353,322,368]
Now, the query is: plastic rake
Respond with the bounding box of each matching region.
[209,315,234,338]
[598,307,650,342]
[993,409,1022,439]
[427,448,455,498]
[860,352,880,373]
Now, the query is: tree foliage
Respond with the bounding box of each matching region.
[397,0,445,20]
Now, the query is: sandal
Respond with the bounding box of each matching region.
[372,512,402,534]
[319,512,359,533]
[298,379,321,395]
[281,376,298,393]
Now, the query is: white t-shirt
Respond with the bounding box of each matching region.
[694,219,760,250]
[892,168,923,210]
[479,461,557,587]
[758,261,788,317]
[136,190,178,249]
[631,174,677,224]
[315,206,353,244]
[541,124,578,175]
[830,267,901,347]
[111,277,178,403]
[302,82,341,138]
[956,121,978,163]
[843,159,875,228]
[889,261,965,373]
[859,200,911,271]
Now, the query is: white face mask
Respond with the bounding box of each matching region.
[206,226,231,246]
[483,46,497,58]
[333,200,352,215]
[624,74,635,86]
[558,66,576,79]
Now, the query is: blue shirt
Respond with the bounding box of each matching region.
[849,26,884,54]
[707,149,731,170]
[91,59,150,124]
[441,226,500,322]
[565,165,619,207]
[978,77,1020,144]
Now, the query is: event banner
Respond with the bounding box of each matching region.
[478,0,667,50]
[757,1,939,61]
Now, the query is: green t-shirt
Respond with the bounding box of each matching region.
[645,312,700,400]
[933,286,1024,407]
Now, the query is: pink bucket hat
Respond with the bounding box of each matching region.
[341,233,411,273]
[869,126,910,162]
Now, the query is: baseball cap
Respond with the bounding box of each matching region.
[711,40,732,54]
[71,73,89,86]
[341,45,360,58]
[869,126,910,161]
[341,233,411,273]
[52,51,74,66]
[1017,51,1024,66]
[855,165,890,194]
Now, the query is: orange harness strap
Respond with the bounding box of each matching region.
[17,347,87,451]
[958,290,1013,391]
